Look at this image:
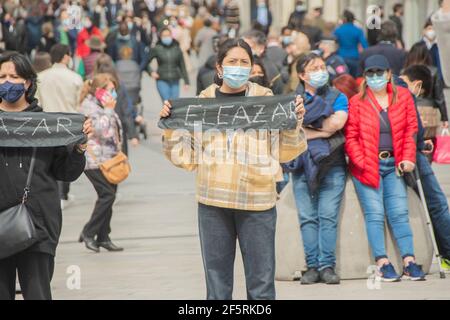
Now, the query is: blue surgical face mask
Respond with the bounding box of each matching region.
[110,89,118,100]
[282,36,292,46]
[223,66,251,89]
[366,74,388,91]
[307,70,329,89]
[161,37,173,46]
[0,81,26,103]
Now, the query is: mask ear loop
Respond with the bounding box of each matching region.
[416,83,423,97]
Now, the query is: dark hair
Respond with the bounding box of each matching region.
[250,56,269,88]
[314,7,323,15]
[401,65,433,97]
[158,27,172,41]
[377,20,398,43]
[343,10,355,23]
[393,3,403,13]
[404,42,433,68]
[242,29,267,46]
[296,52,323,84]
[50,44,70,64]
[424,17,433,29]
[281,26,292,34]
[204,19,212,28]
[0,52,38,103]
[214,38,254,86]
[32,52,52,73]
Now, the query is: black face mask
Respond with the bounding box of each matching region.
[249,76,267,87]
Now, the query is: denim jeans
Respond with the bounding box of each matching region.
[352,158,415,261]
[416,152,450,259]
[292,166,346,270]
[156,79,180,101]
[276,172,290,194]
[198,203,276,300]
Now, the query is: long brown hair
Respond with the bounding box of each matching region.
[80,73,116,104]
[358,71,398,105]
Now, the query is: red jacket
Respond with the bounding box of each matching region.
[345,84,418,188]
[76,27,103,58]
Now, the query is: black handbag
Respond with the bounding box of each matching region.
[0,148,38,260]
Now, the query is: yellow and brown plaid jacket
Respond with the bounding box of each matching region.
[162,82,307,211]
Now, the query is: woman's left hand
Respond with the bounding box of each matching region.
[82,117,93,139]
[295,95,305,119]
[399,160,415,173]
[75,118,93,153]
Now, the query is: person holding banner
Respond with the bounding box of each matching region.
[78,73,124,253]
[160,38,307,300]
[0,52,92,300]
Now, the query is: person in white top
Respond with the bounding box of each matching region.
[36,43,84,207]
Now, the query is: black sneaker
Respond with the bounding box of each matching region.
[319,267,341,284]
[300,268,320,285]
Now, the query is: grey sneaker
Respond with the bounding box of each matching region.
[300,268,320,285]
[320,267,341,284]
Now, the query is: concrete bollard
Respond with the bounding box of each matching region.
[275,178,434,280]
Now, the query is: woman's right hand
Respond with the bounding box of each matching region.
[159,100,172,118]
[151,72,160,80]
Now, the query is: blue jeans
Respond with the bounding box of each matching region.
[352,158,415,261]
[292,166,346,270]
[198,203,276,300]
[156,79,180,101]
[276,172,290,194]
[417,152,450,259]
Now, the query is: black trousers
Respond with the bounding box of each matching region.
[57,181,71,200]
[83,169,117,242]
[0,251,54,300]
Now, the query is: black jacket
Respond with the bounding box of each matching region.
[196,54,216,95]
[359,43,406,76]
[0,101,86,256]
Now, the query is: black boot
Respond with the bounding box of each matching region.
[300,268,320,285]
[320,267,340,285]
[97,240,124,252]
[79,233,100,253]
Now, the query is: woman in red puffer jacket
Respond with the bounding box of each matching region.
[345,55,426,282]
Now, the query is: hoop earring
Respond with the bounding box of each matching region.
[218,73,223,79]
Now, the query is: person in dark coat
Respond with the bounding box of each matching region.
[388,3,404,46]
[359,21,406,77]
[145,27,190,101]
[197,54,217,95]
[2,13,27,53]
[242,29,284,94]
[0,52,91,300]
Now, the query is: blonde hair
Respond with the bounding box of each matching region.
[80,73,116,103]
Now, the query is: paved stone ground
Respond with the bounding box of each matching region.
[31,66,450,300]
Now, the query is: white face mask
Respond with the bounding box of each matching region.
[425,30,436,41]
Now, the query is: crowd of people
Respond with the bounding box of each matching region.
[0,0,449,301]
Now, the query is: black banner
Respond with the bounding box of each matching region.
[0,112,86,147]
[158,95,298,131]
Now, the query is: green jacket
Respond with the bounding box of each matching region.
[146,41,190,85]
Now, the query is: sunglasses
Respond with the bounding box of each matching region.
[365,69,386,77]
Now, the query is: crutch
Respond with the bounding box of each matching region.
[406,166,446,279]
